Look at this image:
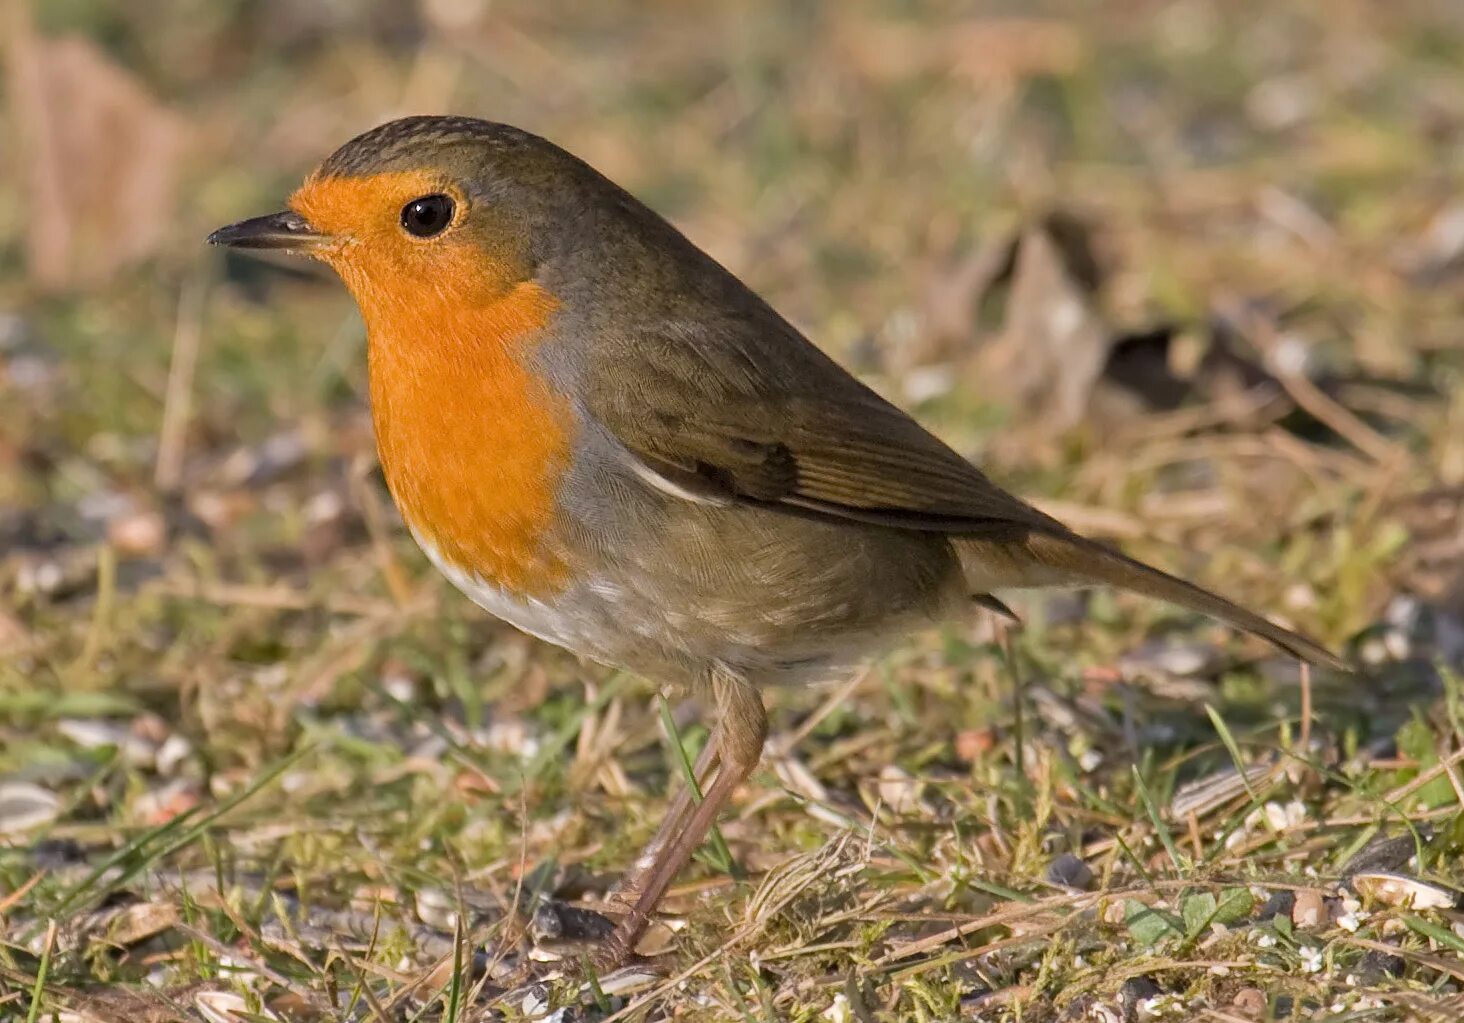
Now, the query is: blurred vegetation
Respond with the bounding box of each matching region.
[2,1,1464,1020]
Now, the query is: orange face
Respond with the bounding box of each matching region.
[288,169,574,598]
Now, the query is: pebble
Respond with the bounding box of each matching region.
[106,509,166,555]
[0,781,61,833]
[954,727,996,763]
[1118,641,1223,680]
[1344,834,1421,876]
[876,764,928,816]
[1292,889,1326,929]
[132,778,200,824]
[1119,976,1162,1021]
[1256,889,1295,921]
[57,718,157,766]
[155,733,193,775]
[414,887,459,931]
[1353,948,1406,983]
[1231,987,1267,1018]
[1046,852,1095,891]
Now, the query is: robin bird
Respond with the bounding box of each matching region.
[209,115,1344,967]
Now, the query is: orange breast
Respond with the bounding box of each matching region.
[288,170,573,598]
[362,278,571,597]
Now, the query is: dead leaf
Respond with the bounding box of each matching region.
[3,4,187,289]
[977,225,1113,434]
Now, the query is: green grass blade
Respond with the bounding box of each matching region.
[659,694,738,878]
[1132,765,1186,874]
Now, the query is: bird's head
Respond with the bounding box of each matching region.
[208,116,607,310]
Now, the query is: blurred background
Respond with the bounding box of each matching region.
[3,0,1464,1018]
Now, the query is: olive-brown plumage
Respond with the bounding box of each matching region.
[209,115,1344,967]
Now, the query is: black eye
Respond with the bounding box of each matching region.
[400,194,454,237]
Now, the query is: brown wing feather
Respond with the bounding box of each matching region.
[591,330,1061,534]
[583,320,1343,670]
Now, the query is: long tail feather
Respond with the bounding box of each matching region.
[957,529,1344,669]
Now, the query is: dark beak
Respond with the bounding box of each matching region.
[206,210,327,252]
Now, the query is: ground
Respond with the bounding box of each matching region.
[3,1,1464,1020]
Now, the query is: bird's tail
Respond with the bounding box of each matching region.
[956,528,1344,669]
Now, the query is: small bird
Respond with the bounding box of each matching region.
[210,115,1343,966]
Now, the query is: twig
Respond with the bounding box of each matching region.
[155,271,208,493]
[1299,662,1312,754]
[1218,297,1405,465]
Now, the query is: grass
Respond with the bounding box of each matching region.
[3,0,1464,1020]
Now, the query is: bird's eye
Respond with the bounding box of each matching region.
[400,194,455,238]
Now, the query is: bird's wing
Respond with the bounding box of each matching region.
[583,319,1062,536]
[580,317,1345,670]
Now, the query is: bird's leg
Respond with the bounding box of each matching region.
[607,731,721,910]
[597,673,767,968]
[493,734,727,996]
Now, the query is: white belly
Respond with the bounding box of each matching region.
[413,531,592,653]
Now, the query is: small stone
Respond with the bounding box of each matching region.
[106,509,166,555]
[1263,800,1307,832]
[1343,834,1418,876]
[519,985,551,1018]
[1119,977,1161,1022]
[58,718,157,766]
[0,781,61,833]
[1354,948,1406,983]
[131,778,200,825]
[901,365,953,404]
[1256,890,1295,921]
[414,887,459,931]
[954,727,996,763]
[29,838,85,868]
[15,558,65,596]
[530,901,615,944]
[877,764,927,816]
[303,489,344,524]
[1046,852,1095,891]
[1118,641,1222,680]
[1382,628,1411,661]
[1231,987,1267,1019]
[1292,889,1325,929]
[379,659,418,703]
[154,733,193,776]
[100,900,180,946]
[188,489,253,532]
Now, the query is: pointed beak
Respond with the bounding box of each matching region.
[206,210,328,252]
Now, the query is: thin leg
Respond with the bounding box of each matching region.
[608,734,721,908]
[597,675,767,968]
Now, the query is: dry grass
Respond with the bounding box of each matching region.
[3,1,1464,1020]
